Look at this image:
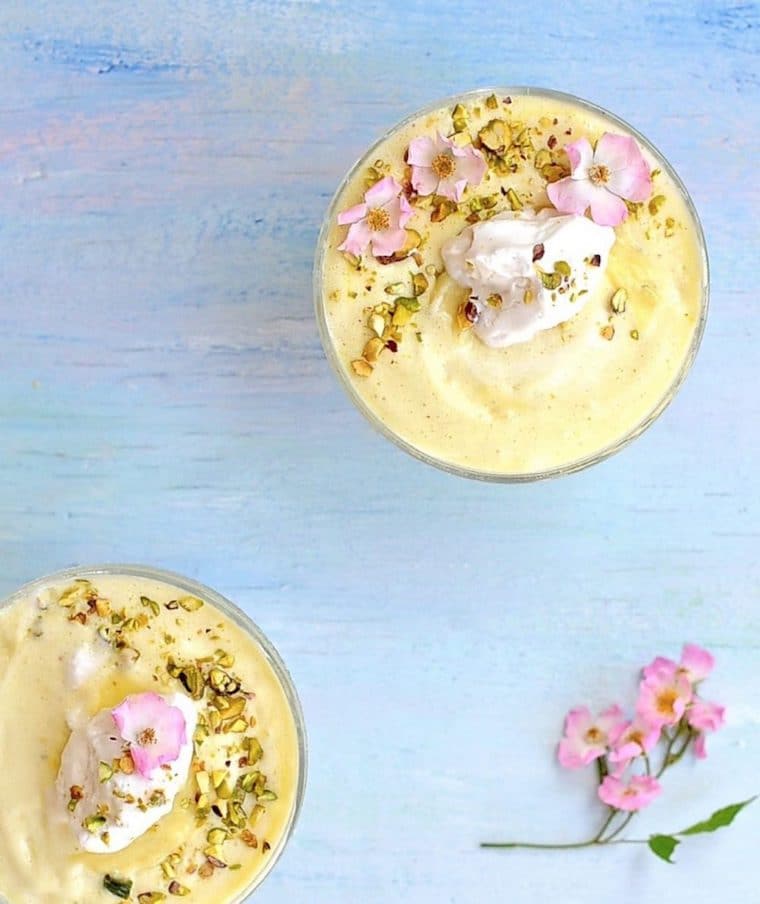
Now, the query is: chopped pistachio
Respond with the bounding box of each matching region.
[227,718,249,734]
[177,595,204,612]
[140,595,161,617]
[485,93,499,110]
[610,288,628,314]
[219,697,246,722]
[168,881,190,897]
[523,288,535,305]
[648,194,666,215]
[341,251,361,270]
[214,649,235,668]
[391,304,413,327]
[160,859,176,879]
[536,268,562,290]
[664,216,676,237]
[600,325,615,341]
[384,281,405,295]
[258,789,278,802]
[362,337,385,364]
[541,163,567,183]
[411,272,429,297]
[368,314,386,337]
[99,762,114,783]
[452,103,468,133]
[217,779,234,800]
[138,894,166,904]
[506,188,523,211]
[351,358,372,377]
[478,119,511,154]
[554,260,571,278]
[395,296,421,313]
[486,293,502,308]
[207,827,228,845]
[630,329,640,340]
[431,197,458,222]
[249,804,266,826]
[103,874,132,899]
[84,814,107,834]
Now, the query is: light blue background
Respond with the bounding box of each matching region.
[1,2,758,902]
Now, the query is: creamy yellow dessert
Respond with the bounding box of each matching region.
[317,88,707,477]
[0,569,303,904]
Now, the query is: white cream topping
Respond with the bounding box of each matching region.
[56,693,197,853]
[441,208,615,348]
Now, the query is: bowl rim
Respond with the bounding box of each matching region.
[0,562,308,903]
[313,85,710,483]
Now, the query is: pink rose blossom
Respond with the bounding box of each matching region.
[636,669,692,729]
[547,132,651,227]
[337,176,412,258]
[407,132,487,202]
[643,644,715,685]
[112,692,188,778]
[557,704,625,769]
[687,698,726,759]
[608,718,661,766]
[598,774,662,812]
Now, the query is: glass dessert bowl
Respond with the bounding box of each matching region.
[314,87,709,481]
[0,564,306,904]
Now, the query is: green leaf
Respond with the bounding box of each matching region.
[678,797,757,836]
[648,834,680,863]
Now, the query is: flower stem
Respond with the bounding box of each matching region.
[481,807,623,851]
[600,810,635,842]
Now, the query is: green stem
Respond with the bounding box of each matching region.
[600,810,635,842]
[482,807,622,851]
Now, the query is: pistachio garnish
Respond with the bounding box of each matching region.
[451,103,468,133]
[362,336,385,364]
[485,93,499,110]
[532,243,545,262]
[103,874,133,899]
[664,216,676,237]
[68,785,84,811]
[610,288,628,314]
[536,268,562,290]
[351,358,373,377]
[138,894,167,904]
[168,881,190,896]
[648,194,666,215]
[99,761,114,783]
[506,187,523,211]
[486,294,502,309]
[384,281,405,295]
[588,254,601,267]
[258,789,278,802]
[84,814,107,834]
[430,197,458,222]
[140,595,161,617]
[554,260,571,278]
[523,288,535,305]
[630,329,640,340]
[247,737,264,765]
[411,272,429,297]
[600,325,615,341]
[478,119,512,155]
[177,595,204,612]
[207,827,228,845]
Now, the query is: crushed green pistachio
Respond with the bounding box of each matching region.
[103,874,133,899]
[478,119,512,154]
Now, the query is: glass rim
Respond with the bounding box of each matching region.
[0,563,308,903]
[314,85,710,483]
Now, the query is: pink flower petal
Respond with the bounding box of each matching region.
[680,644,714,683]
[642,656,679,681]
[337,202,368,226]
[588,185,628,227]
[365,175,403,208]
[636,672,693,728]
[598,774,662,812]
[546,177,595,216]
[694,734,708,759]
[452,145,487,189]
[411,166,440,197]
[397,194,413,229]
[564,137,593,176]
[338,220,372,256]
[687,698,725,733]
[407,136,438,168]
[112,692,187,778]
[595,132,651,202]
[370,228,407,258]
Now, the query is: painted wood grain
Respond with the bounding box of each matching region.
[1,1,758,901]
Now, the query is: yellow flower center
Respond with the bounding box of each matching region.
[584,726,603,744]
[628,729,644,746]
[656,689,678,718]
[432,152,456,180]
[137,728,157,746]
[366,207,390,232]
[589,164,610,185]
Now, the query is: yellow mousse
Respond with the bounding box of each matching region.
[319,90,705,476]
[0,573,300,904]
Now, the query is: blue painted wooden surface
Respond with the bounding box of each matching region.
[1,2,758,902]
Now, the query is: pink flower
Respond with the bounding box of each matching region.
[407,133,486,201]
[643,644,715,685]
[687,698,726,759]
[557,704,625,769]
[112,692,188,778]
[337,176,412,258]
[598,774,662,812]
[608,718,661,766]
[636,669,693,729]
[546,132,651,227]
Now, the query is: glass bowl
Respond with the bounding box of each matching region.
[314,86,709,482]
[0,563,307,903]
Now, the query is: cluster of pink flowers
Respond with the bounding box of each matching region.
[558,644,725,812]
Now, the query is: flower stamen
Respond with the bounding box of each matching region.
[365,207,390,232]
[588,164,610,185]
[137,728,157,746]
[431,152,456,180]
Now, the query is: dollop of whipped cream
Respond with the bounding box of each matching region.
[57,692,197,853]
[441,208,615,348]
